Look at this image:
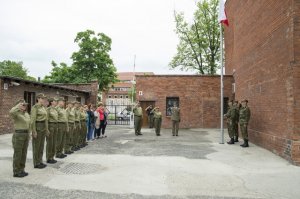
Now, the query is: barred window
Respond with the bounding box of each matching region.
[166,97,179,116]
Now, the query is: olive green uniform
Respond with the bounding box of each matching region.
[239,106,251,139]
[171,107,180,136]
[224,105,234,139]
[31,103,48,167]
[80,111,87,145]
[9,103,31,175]
[56,106,68,155]
[74,107,82,148]
[66,107,75,152]
[133,107,143,135]
[46,106,58,161]
[151,109,162,136]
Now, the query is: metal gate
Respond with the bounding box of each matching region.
[105,98,132,125]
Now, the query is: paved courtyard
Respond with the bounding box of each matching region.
[0,126,300,199]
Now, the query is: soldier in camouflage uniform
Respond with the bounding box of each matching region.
[233,101,240,142]
[9,99,31,177]
[31,93,49,169]
[224,101,235,144]
[239,99,251,147]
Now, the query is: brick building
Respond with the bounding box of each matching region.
[224,0,300,165]
[136,75,233,128]
[0,76,98,135]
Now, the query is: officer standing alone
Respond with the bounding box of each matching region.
[9,99,31,177]
[171,103,180,136]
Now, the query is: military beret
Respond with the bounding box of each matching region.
[36,93,47,99]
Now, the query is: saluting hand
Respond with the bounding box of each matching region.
[32,131,37,139]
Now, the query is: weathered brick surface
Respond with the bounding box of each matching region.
[0,78,90,135]
[225,0,300,165]
[136,75,233,129]
[52,80,99,106]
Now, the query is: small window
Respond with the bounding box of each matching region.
[120,95,123,98]
[125,95,129,98]
[166,97,179,116]
[108,95,112,98]
[76,97,81,103]
[114,95,118,98]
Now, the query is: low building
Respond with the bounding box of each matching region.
[135,75,234,128]
[0,76,98,134]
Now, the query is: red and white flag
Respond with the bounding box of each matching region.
[218,0,229,26]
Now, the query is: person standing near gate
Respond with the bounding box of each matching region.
[56,97,68,158]
[133,102,143,136]
[9,99,30,177]
[145,105,154,128]
[31,93,49,169]
[151,107,162,136]
[46,98,58,164]
[171,103,180,136]
[239,99,251,148]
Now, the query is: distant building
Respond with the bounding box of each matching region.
[102,72,154,116]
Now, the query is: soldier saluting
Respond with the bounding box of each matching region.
[133,102,143,136]
[151,107,162,136]
[239,99,251,147]
[9,99,30,177]
[171,103,180,136]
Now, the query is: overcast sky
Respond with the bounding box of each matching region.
[0,0,199,78]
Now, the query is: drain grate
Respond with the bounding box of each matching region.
[59,163,104,175]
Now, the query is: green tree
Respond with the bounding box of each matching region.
[71,30,117,90]
[170,0,220,74]
[0,60,36,81]
[42,61,80,83]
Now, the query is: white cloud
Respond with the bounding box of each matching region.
[0,0,198,78]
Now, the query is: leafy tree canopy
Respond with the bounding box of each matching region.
[0,60,36,81]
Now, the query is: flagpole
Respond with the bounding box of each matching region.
[220,23,224,144]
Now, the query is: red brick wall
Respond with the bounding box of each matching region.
[0,79,89,135]
[52,80,98,106]
[225,0,300,165]
[136,75,233,129]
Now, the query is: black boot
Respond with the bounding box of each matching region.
[227,138,234,145]
[234,136,239,142]
[241,139,249,148]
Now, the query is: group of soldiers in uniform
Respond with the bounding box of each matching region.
[10,93,90,178]
[133,102,180,136]
[224,99,251,147]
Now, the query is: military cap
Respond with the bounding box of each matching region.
[58,97,65,101]
[36,93,47,99]
[48,97,58,102]
[15,99,28,106]
[241,99,248,103]
[66,101,74,105]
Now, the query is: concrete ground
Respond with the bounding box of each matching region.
[0,126,300,199]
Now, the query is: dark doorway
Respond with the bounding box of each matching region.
[24,91,36,113]
[140,101,155,127]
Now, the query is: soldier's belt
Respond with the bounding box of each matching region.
[36,121,45,123]
[15,129,28,133]
[58,122,67,123]
[49,122,58,124]
[135,115,142,117]
[68,122,75,124]
[75,121,80,123]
